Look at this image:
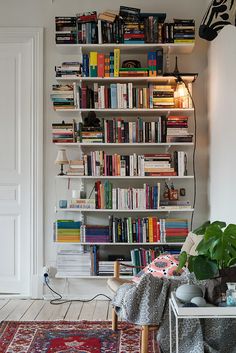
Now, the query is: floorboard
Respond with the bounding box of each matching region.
[93,300,109,321]
[65,301,83,321]
[6,300,34,321]
[78,301,96,321]
[20,300,46,321]
[0,300,22,321]
[0,300,113,322]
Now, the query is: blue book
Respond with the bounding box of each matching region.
[109,52,114,77]
[82,54,89,77]
[156,48,163,75]
[110,84,117,109]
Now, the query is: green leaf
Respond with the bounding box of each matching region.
[192,255,218,280]
[211,221,226,229]
[188,256,196,273]
[223,224,236,235]
[205,224,223,241]
[193,221,210,235]
[177,251,187,270]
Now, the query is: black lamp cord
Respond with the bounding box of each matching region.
[174,76,197,231]
[44,274,111,305]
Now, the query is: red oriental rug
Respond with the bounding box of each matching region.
[0,321,160,353]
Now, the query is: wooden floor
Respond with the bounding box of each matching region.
[0,299,113,321]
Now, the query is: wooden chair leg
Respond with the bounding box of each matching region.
[112,308,118,331]
[141,325,149,353]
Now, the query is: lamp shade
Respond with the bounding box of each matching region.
[55,149,69,165]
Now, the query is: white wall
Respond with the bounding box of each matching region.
[0,0,209,297]
[209,25,236,224]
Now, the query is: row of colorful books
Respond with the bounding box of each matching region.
[81,49,163,77]
[54,218,188,244]
[55,8,195,44]
[85,218,188,244]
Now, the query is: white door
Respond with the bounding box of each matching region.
[0,29,43,296]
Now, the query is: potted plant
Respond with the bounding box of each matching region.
[178,221,236,304]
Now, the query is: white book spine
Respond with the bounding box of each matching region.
[128,82,133,109]
[123,83,127,109]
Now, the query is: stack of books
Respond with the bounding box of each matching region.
[144,153,175,176]
[54,220,81,243]
[94,180,161,210]
[98,261,133,276]
[166,116,193,143]
[52,121,75,143]
[67,160,84,176]
[159,200,192,210]
[56,245,91,276]
[159,218,189,242]
[55,17,77,44]
[119,67,149,77]
[55,62,82,79]
[70,199,95,209]
[81,225,110,243]
[77,11,98,44]
[51,85,75,110]
[123,21,145,44]
[174,19,195,43]
[150,84,175,108]
[79,126,104,143]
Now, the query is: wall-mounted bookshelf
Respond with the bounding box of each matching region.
[53,9,196,278]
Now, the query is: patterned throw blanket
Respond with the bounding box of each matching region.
[112,273,236,353]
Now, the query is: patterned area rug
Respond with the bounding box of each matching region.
[0,321,160,352]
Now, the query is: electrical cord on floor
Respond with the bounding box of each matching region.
[44,275,112,305]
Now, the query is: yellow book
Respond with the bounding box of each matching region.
[148,217,154,243]
[90,51,98,66]
[114,48,120,77]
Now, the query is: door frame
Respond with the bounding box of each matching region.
[0,28,44,298]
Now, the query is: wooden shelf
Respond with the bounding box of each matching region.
[56,208,194,213]
[56,175,194,180]
[56,43,194,54]
[54,108,194,114]
[56,75,196,83]
[54,242,184,246]
[55,142,194,148]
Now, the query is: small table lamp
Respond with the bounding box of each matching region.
[55,149,69,176]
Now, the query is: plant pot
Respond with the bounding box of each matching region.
[205,267,236,305]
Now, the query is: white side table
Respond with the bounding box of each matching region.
[169,292,236,353]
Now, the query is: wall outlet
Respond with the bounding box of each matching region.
[42,266,50,284]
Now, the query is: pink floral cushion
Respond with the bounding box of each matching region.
[132,254,182,283]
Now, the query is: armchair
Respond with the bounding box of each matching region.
[107,232,202,353]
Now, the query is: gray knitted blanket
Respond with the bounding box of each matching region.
[112,273,236,353]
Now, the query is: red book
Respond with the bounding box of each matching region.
[105,87,109,108]
[98,54,105,77]
[81,83,87,109]
[153,217,158,242]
